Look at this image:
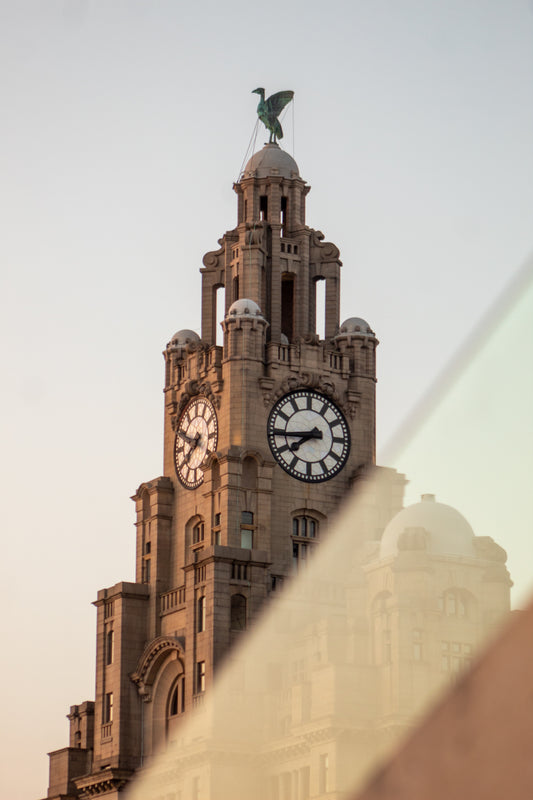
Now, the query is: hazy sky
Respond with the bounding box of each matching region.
[2,2,533,798]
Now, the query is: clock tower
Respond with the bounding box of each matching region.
[41,132,513,800]
[138,139,380,728]
[43,140,390,799]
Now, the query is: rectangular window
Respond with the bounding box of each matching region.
[144,540,151,555]
[197,595,206,633]
[196,661,206,693]
[104,692,113,724]
[214,513,221,526]
[193,523,205,544]
[241,511,254,525]
[280,772,291,800]
[213,530,221,546]
[105,629,114,666]
[143,558,151,583]
[319,754,329,794]
[241,529,253,549]
[300,766,310,800]
[192,776,200,800]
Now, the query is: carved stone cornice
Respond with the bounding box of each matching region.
[75,768,134,798]
[170,379,222,432]
[130,636,185,703]
[260,374,360,420]
[202,237,225,270]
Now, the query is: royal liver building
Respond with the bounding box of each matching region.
[41,95,511,800]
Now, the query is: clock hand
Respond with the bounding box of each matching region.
[178,430,199,445]
[272,427,323,438]
[289,427,324,451]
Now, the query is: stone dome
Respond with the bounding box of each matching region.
[379,494,476,559]
[168,329,200,350]
[227,298,264,318]
[337,317,375,336]
[243,143,299,180]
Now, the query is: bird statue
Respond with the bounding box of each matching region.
[252,88,294,143]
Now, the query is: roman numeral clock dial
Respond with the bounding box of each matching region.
[174,397,218,489]
[267,390,350,482]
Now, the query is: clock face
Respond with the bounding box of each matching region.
[267,390,350,483]
[175,397,218,489]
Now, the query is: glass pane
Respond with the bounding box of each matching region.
[241,529,253,549]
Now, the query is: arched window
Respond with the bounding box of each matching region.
[438,589,476,620]
[230,594,247,630]
[186,516,206,550]
[168,676,185,718]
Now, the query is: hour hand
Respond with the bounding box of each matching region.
[178,430,200,446]
[289,427,323,451]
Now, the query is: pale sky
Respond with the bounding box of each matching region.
[1,2,533,798]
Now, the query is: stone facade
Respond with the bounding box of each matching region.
[40,143,512,800]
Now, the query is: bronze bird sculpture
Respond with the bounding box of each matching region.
[252,87,294,143]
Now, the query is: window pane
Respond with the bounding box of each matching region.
[292,518,299,537]
[301,517,307,537]
[241,529,253,549]
[241,511,254,525]
[309,520,316,538]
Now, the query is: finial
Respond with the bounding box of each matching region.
[252,87,294,143]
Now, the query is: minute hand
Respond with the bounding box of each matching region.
[272,428,323,438]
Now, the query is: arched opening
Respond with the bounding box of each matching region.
[439,588,477,621]
[315,278,326,339]
[166,674,185,744]
[215,285,225,346]
[281,195,288,235]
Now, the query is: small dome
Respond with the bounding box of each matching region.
[338,317,375,336]
[380,494,476,560]
[243,143,299,180]
[167,329,200,350]
[227,298,264,318]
